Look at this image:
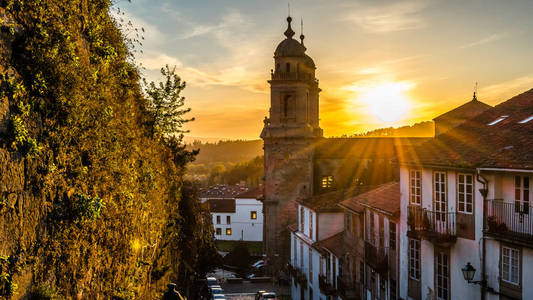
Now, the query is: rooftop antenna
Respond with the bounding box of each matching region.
[300,17,305,45]
[473,82,478,101]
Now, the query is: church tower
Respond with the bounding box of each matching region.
[261,16,322,271]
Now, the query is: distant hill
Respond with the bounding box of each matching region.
[349,121,434,137]
[188,139,263,165]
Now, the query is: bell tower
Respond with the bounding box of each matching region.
[261,15,322,272]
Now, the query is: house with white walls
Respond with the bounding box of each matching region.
[336,182,401,300]
[206,186,263,242]
[397,89,533,300]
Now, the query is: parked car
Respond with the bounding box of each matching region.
[206,276,218,287]
[210,287,224,300]
[212,295,226,300]
[255,290,267,300]
[252,260,264,269]
[260,292,278,300]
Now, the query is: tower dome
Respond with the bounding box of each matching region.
[274,16,307,58]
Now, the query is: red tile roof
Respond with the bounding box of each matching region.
[313,232,344,258]
[235,186,263,199]
[401,88,533,170]
[206,199,236,213]
[299,185,378,212]
[356,182,400,217]
[433,96,491,122]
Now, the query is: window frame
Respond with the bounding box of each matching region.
[215,228,221,235]
[226,215,231,225]
[409,170,422,205]
[501,246,520,285]
[216,215,221,225]
[435,251,450,300]
[389,221,396,251]
[457,173,474,214]
[433,171,448,222]
[321,175,334,188]
[408,238,421,280]
[514,176,530,214]
[226,228,232,235]
[251,211,257,220]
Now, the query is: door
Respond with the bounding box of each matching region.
[433,171,447,233]
[435,252,449,300]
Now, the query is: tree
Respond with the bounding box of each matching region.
[143,65,194,139]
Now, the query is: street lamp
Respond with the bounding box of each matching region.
[462,262,477,283]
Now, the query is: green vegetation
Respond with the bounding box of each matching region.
[185,140,263,186]
[0,0,217,298]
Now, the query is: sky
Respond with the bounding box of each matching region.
[116,0,533,140]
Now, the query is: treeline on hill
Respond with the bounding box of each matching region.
[349,121,434,137]
[186,140,263,187]
[0,1,218,299]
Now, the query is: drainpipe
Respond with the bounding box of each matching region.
[476,170,489,300]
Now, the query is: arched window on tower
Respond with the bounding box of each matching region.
[281,94,294,123]
[286,62,291,73]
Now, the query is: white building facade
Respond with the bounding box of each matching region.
[208,188,264,242]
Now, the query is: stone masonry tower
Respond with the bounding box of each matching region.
[260,16,322,273]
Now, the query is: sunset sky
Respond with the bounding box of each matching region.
[118,0,533,140]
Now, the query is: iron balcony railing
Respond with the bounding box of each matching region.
[408,206,457,237]
[288,263,308,286]
[319,274,337,295]
[486,199,533,240]
[364,241,389,274]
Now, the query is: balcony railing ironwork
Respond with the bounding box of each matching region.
[319,274,337,296]
[288,263,308,286]
[337,275,359,300]
[364,242,389,274]
[486,199,533,242]
[408,206,456,244]
[271,71,316,82]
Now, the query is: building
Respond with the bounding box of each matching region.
[433,92,492,136]
[261,16,431,272]
[398,89,533,300]
[202,185,264,242]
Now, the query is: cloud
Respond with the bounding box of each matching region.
[344,1,427,33]
[479,75,533,102]
[460,33,507,49]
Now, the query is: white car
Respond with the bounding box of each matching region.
[213,295,226,300]
[260,292,278,300]
[206,276,218,287]
[252,260,264,268]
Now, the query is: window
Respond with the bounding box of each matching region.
[390,278,397,300]
[488,115,508,125]
[409,170,421,205]
[226,216,231,224]
[216,215,221,224]
[215,228,221,235]
[519,115,533,124]
[300,207,305,231]
[457,174,474,213]
[321,175,334,188]
[515,176,530,214]
[436,252,449,300]
[368,211,375,245]
[433,171,447,222]
[300,243,304,268]
[389,222,396,251]
[286,62,291,72]
[226,228,232,235]
[309,211,313,239]
[501,246,520,285]
[309,250,313,283]
[251,211,257,219]
[294,238,298,265]
[408,239,420,280]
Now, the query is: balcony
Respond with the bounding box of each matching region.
[337,275,360,300]
[288,263,308,286]
[364,242,388,274]
[270,71,316,82]
[486,199,533,246]
[319,274,337,296]
[408,206,457,246]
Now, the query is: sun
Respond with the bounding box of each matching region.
[353,81,414,124]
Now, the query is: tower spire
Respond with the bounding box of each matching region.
[473,82,478,101]
[300,17,305,45]
[284,14,295,39]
